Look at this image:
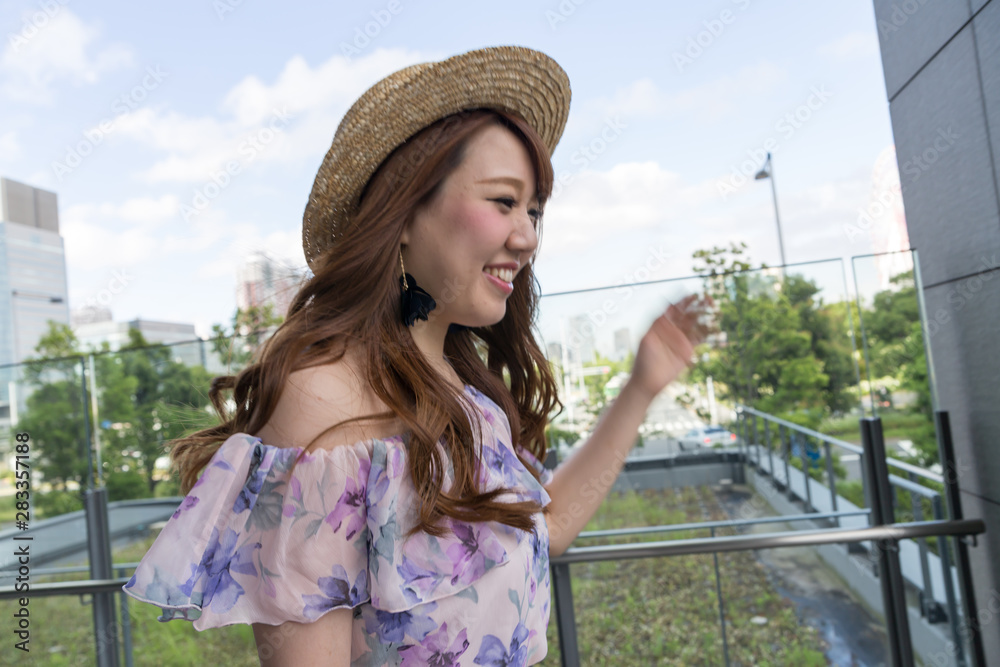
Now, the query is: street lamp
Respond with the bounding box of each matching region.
[754,152,787,277]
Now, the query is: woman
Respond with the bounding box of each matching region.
[123,45,710,666]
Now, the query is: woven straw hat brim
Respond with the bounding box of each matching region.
[302,45,571,272]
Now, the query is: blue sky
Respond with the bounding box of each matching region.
[0,0,901,339]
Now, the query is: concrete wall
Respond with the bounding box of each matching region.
[873,0,1000,662]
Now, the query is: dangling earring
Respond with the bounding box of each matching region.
[399,248,436,327]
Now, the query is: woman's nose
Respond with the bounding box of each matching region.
[507,213,538,255]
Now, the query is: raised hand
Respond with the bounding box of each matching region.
[626,293,714,402]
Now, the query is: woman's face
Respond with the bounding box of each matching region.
[401,123,541,328]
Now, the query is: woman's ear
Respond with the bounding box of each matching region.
[400,209,417,247]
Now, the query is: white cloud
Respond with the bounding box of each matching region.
[0,9,132,104]
[0,131,20,159]
[62,216,157,270]
[543,161,721,256]
[197,226,305,281]
[113,47,444,184]
[61,195,188,270]
[575,61,787,129]
[818,31,880,61]
[536,158,876,295]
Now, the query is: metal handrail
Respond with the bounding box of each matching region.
[552,518,983,564]
[0,578,132,599]
[737,405,944,484]
[576,509,870,540]
[0,518,983,601]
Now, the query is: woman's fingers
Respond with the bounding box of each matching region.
[666,293,715,346]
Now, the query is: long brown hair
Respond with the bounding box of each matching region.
[169,108,563,539]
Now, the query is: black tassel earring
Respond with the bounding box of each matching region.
[399,249,436,327]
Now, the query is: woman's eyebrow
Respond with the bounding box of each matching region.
[476,176,538,202]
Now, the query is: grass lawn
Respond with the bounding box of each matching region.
[0,534,258,666]
[1,485,827,666]
[0,494,17,526]
[538,485,828,666]
[818,410,931,444]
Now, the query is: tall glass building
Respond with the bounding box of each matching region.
[0,176,71,420]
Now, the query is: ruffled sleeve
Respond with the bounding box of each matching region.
[122,433,373,630]
[515,446,555,488]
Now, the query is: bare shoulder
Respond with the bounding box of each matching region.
[252,350,405,451]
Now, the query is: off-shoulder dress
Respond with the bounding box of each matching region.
[122,383,554,666]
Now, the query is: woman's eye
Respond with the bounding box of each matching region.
[492,198,541,228]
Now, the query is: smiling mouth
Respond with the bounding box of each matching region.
[484,267,514,282]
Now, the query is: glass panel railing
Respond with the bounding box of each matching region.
[0,251,973,664]
[851,249,971,664]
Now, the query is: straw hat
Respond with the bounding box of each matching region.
[302,45,572,272]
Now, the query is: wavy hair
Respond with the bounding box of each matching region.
[168,108,563,539]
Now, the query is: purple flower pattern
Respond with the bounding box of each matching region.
[398,623,470,667]
[302,564,369,621]
[122,385,554,664]
[184,526,260,614]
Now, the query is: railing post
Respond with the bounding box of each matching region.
[781,425,793,501]
[800,435,814,513]
[764,420,775,478]
[116,566,134,667]
[550,562,580,667]
[932,494,965,667]
[825,441,839,526]
[737,408,746,460]
[85,488,120,667]
[935,411,986,667]
[81,354,120,667]
[860,416,914,667]
[751,414,760,468]
[907,475,936,622]
[710,526,730,667]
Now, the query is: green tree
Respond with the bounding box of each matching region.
[16,321,216,498]
[691,245,834,427]
[210,303,284,371]
[111,328,215,493]
[582,350,633,414]
[16,323,90,491]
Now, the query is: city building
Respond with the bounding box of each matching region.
[72,317,216,372]
[0,176,70,419]
[873,2,1000,661]
[235,250,305,320]
[613,327,631,361]
[545,341,563,366]
[566,313,596,366]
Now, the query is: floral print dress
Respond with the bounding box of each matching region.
[123,384,555,666]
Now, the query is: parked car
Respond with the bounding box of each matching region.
[678,425,737,450]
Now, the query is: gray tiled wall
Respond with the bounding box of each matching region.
[874,0,1000,663]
